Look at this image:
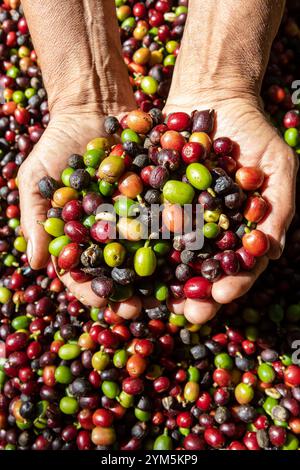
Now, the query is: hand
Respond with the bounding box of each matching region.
[164,93,298,323]
[19,0,136,307]
[18,111,122,308]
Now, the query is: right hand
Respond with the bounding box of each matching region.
[18,111,119,307]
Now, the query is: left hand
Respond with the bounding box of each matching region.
[164,93,298,323]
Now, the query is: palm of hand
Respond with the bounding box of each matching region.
[208,98,297,253]
[18,112,113,307]
[164,97,298,323]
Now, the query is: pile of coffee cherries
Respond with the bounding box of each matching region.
[0,0,300,452]
[1,281,300,450]
[38,109,269,316]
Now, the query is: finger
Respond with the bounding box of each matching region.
[184,298,220,324]
[212,256,269,304]
[110,296,142,320]
[167,297,185,315]
[19,182,51,270]
[52,256,107,308]
[60,272,108,308]
[259,147,298,259]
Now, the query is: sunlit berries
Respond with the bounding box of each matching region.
[1,1,298,452]
[38,107,270,305]
[235,167,264,191]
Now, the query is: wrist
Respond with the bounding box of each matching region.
[167,0,284,109]
[22,0,135,118]
[166,75,261,113]
[167,35,266,109]
[48,71,135,118]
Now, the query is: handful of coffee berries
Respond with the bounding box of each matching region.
[38,108,269,313]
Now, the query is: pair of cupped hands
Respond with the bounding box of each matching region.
[18,86,298,324]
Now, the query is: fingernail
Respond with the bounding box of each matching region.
[280,233,286,252]
[27,239,33,263]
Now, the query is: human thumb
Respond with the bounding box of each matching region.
[19,184,51,270]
